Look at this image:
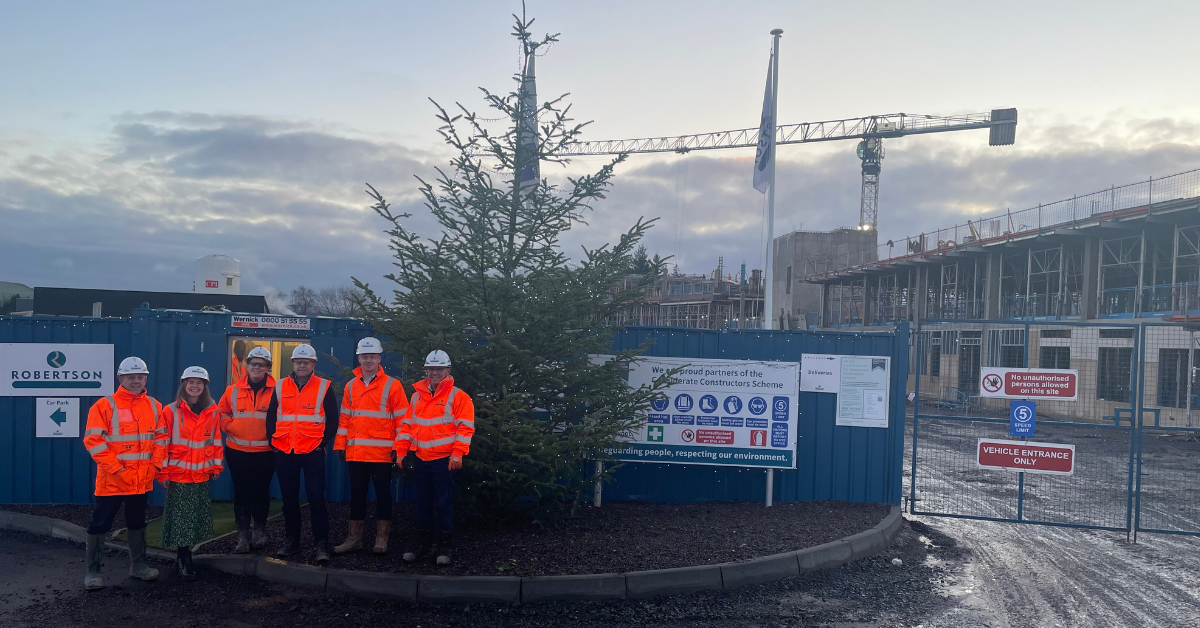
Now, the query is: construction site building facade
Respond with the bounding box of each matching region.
[805,168,1200,426]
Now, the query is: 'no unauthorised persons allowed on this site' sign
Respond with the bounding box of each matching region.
[979,367,1078,401]
[976,439,1075,475]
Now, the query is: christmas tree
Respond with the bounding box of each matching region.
[356,12,672,521]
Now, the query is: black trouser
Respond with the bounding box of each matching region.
[225,447,276,529]
[413,456,456,533]
[275,448,329,542]
[87,492,149,535]
[347,460,393,521]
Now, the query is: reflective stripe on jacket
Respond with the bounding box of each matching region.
[82,388,166,496]
[159,401,224,483]
[394,376,474,461]
[272,376,330,454]
[334,366,409,463]
[216,375,276,452]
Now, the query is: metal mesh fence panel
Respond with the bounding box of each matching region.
[1136,323,1200,536]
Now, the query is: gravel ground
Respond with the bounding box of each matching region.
[0,520,968,628]
[1,504,164,532]
[906,420,1200,626]
[203,500,889,576]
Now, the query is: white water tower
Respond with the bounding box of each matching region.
[194,254,242,295]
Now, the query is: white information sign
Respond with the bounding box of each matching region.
[231,315,311,331]
[800,354,841,393]
[36,398,80,438]
[0,344,114,397]
[835,356,891,428]
[607,356,800,469]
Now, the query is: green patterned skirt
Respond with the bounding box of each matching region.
[160,480,213,548]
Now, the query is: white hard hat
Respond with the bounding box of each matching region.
[291,344,318,361]
[117,357,149,375]
[424,350,452,367]
[181,366,210,381]
[246,346,272,363]
[356,337,384,355]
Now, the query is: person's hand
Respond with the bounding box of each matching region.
[448,454,463,470]
[336,449,346,462]
[160,479,170,488]
[401,453,414,470]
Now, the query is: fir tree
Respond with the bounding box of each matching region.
[355,13,672,521]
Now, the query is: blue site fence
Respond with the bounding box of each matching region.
[1,312,908,507]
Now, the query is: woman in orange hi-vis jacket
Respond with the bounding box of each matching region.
[394,350,474,567]
[158,366,224,582]
[215,345,276,553]
[332,337,409,555]
[81,356,167,590]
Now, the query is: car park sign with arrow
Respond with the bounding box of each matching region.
[35,398,79,438]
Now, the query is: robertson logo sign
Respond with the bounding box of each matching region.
[1,344,115,397]
[979,368,1078,400]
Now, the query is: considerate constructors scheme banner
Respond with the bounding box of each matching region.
[604,357,800,469]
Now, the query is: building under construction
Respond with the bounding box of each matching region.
[804,168,1200,426]
[610,259,765,330]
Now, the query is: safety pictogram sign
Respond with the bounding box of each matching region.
[979,368,1078,400]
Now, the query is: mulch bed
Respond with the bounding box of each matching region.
[201,500,889,577]
[1,504,164,533]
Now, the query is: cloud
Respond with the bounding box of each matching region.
[1,110,1198,300]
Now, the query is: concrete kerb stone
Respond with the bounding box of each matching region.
[258,557,329,591]
[625,564,723,599]
[522,573,626,602]
[194,553,261,577]
[327,569,419,602]
[719,551,802,589]
[1,505,906,603]
[796,539,853,573]
[418,575,521,604]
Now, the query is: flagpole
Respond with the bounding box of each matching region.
[765,28,782,509]
[764,28,782,332]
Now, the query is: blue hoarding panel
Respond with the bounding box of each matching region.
[606,324,908,505]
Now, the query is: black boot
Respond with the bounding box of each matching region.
[314,540,331,565]
[402,530,435,563]
[276,537,301,558]
[234,516,251,554]
[435,532,454,566]
[176,547,197,582]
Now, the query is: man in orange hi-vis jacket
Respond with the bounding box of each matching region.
[332,337,409,555]
[395,350,474,566]
[81,356,167,590]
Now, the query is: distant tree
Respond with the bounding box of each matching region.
[288,286,318,315]
[312,286,364,318]
[629,244,668,275]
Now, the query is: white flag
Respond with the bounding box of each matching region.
[518,50,540,190]
[752,52,775,194]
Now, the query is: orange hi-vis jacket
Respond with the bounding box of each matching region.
[272,375,331,454]
[394,376,474,461]
[334,366,409,463]
[217,375,276,453]
[230,355,246,386]
[158,401,224,483]
[83,387,167,496]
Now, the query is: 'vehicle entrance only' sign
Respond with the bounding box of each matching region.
[976,438,1075,475]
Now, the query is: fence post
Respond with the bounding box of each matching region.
[765,469,774,507]
[594,461,603,507]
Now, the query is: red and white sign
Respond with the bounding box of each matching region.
[205,280,219,288]
[979,368,1078,400]
[976,439,1075,475]
[749,430,766,446]
[231,315,311,331]
[696,429,734,445]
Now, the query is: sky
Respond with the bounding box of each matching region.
[2,0,1200,298]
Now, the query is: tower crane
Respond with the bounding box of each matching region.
[563,108,1018,230]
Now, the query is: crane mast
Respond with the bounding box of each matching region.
[567,109,1017,230]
